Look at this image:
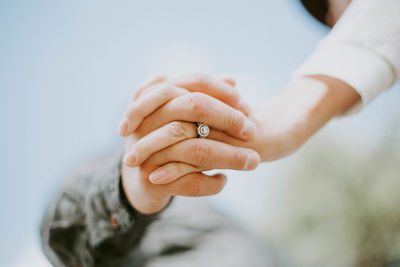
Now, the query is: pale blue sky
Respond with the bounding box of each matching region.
[0,1,398,265]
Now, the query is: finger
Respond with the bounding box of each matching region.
[119,85,189,136]
[119,74,169,135]
[123,121,197,167]
[217,75,251,116]
[207,127,242,146]
[149,162,203,184]
[217,75,252,116]
[176,73,251,116]
[164,172,226,197]
[121,75,246,136]
[146,138,260,171]
[137,92,256,140]
[132,73,169,100]
[237,99,251,117]
[173,73,241,111]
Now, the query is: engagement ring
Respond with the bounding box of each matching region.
[196,122,210,138]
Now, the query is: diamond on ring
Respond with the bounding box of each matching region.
[196,122,210,138]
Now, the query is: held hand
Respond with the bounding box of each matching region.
[121,156,226,215]
[121,73,360,214]
[191,75,361,162]
[121,73,260,170]
[127,75,360,185]
[121,135,259,214]
[120,74,260,214]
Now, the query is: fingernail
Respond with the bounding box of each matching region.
[118,117,129,136]
[241,120,255,139]
[244,152,260,170]
[124,151,138,166]
[149,170,168,184]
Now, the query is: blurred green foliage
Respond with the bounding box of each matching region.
[263,121,400,267]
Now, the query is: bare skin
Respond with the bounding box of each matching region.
[121,74,261,214]
[120,73,359,214]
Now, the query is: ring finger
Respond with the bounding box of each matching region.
[136,92,256,140]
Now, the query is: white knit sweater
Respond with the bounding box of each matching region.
[294,0,400,114]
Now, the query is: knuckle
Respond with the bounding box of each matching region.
[145,154,159,166]
[190,141,211,166]
[186,93,207,114]
[192,72,209,84]
[159,83,176,98]
[168,121,187,139]
[230,150,247,169]
[225,110,243,130]
[187,178,203,196]
[125,102,142,119]
[135,85,154,99]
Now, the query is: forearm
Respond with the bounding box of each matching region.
[282,75,360,141]
[256,75,360,161]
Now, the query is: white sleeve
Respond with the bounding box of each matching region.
[293,0,400,114]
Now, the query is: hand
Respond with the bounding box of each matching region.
[118,73,251,138]
[121,73,360,215]
[127,74,360,184]
[120,74,261,214]
[121,136,259,214]
[121,73,260,171]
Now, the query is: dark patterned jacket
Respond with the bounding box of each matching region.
[40,151,277,266]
